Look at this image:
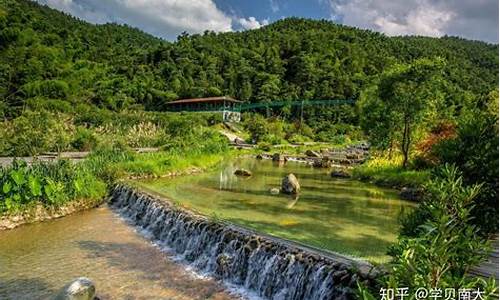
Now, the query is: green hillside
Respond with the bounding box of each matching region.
[0,0,497,118]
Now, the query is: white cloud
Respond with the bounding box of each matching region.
[37,0,233,40]
[238,16,269,30]
[329,0,498,43]
[373,3,454,37]
[270,0,279,13]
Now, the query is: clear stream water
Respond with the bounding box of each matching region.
[0,207,236,300]
[136,158,415,263]
[0,158,414,299]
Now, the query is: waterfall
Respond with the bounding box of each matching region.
[109,185,376,300]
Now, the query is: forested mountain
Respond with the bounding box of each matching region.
[0,0,497,119]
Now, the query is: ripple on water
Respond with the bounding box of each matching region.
[0,206,238,300]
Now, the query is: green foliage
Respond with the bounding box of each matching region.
[0,0,497,240]
[395,166,495,289]
[0,0,496,123]
[71,127,98,151]
[0,159,106,213]
[315,123,361,144]
[352,156,430,189]
[361,165,498,298]
[0,110,73,156]
[0,121,229,214]
[431,91,499,233]
[22,80,69,99]
[360,58,447,167]
[0,109,224,156]
[242,113,268,143]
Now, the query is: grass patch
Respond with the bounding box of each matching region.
[352,156,430,189]
[115,151,232,177]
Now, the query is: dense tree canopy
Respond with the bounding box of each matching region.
[0,0,497,121]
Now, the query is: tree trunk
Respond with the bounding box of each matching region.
[401,117,411,168]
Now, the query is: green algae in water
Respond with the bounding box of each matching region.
[136,158,415,263]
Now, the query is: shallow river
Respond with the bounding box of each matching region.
[0,207,236,300]
[136,158,415,263]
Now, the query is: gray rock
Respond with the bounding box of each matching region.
[312,157,331,168]
[339,158,352,165]
[272,153,286,162]
[346,152,360,159]
[55,277,96,300]
[399,187,423,201]
[234,169,252,177]
[270,188,280,195]
[281,173,300,194]
[234,137,245,144]
[305,150,321,158]
[331,169,351,178]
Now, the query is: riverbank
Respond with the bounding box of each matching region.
[0,198,102,230]
[0,145,234,230]
[349,156,430,203]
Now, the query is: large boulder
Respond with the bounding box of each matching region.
[234,169,252,177]
[281,173,300,194]
[305,150,321,158]
[55,277,96,300]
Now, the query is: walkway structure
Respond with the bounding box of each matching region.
[165,96,356,122]
[236,99,355,112]
[469,236,499,281]
[165,96,242,122]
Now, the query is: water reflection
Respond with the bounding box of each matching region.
[138,158,415,263]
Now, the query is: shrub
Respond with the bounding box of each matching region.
[242,113,268,143]
[1,111,74,156]
[22,80,70,99]
[352,156,430,188]
[71,127,98,151]
[257,142,272,152]
[360,165,498,298]
[124,122,170,148]
[432,108,498,233]
[0,159,106,214]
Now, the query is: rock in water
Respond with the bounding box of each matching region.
[305,149,321,158]
[399,187,423,201]
[272,153,286,162]
[281,173,300,194]
[234,169,252,176]
[313,157,331,168]
[270,188,280,195]
[55,277,96,300]
[331,169,351,178]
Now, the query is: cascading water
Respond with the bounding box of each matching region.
[109,185,376,300]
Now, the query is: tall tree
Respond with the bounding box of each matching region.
[376,58,446,167]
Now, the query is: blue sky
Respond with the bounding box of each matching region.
[215,0,332,26]
[36,0,498,43]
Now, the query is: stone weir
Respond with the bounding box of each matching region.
[109,185,378,300]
